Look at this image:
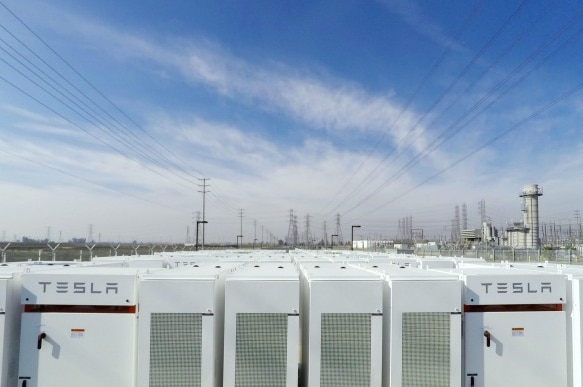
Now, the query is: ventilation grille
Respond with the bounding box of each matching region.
[235,313,288,387]
[150,313,202,387]
[320,313,371,387]
[402,312,450,387]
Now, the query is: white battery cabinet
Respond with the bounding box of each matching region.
[17,267,146,387]
[507,264,583,387]
[452,268,568,387]
[299,262,383,387]
[0,268,25,387]
[417,258,456,270]
[137,263,240,387]
[363,263,462,387]
[368,256,419,268]
[223,262,300,387]
[91,255,168,268]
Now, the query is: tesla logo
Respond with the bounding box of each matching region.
[38,282,119,294]
[481,282,552,294]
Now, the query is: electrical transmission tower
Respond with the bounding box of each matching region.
[198,178,210,248]
[293,215,299,246]
[454,205,461,241]
[239,208,244,246]
[335,214,344,244]
[287,210,296,246]
[305,214,312,248]
[479,199,486,224]
[398,216,413,241]
[462,203,468,230]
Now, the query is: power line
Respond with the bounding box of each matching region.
[365,77,583,215]
[198,178,210,248]
[341,4,583,216]
[321,0,485,216]
[325,0,528,216]
[0,0,204,180]
[0,145,185,211]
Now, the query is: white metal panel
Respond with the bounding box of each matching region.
[18,312,137,387]
[464,273,566,305]
[385,277,462,387]
[301,263,383,387]
[137,279,217,387]
[286,315,300,387]
[570,277,583,387]
[223,263,300,387]
[464,311,566,387]
[137,265,233,387]
[0,273,24,387]
[21,268,140,306]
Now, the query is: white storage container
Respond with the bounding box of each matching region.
[299,262,383,387]
[435,267,568,387]
[137,262,240,387]
[17,267,150,387]
[363,263,462,387]
[223,262,300,387]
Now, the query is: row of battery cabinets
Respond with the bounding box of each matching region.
[15,263,301,387]
[6,261,576,387]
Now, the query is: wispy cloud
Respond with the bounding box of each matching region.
[36,8,438,161]
[376,0,465,51]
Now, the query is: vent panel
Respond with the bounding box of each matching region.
[150,313,202,387]
[235,313,288,387]
[320,313,371,387]
[402,312,450,387]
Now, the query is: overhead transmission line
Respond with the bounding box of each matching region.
[0,144,185,211]
[0,71,196,190]
[0,28,196,185]
[320,0,485,215]
[365,78,583,215]
[0,1,243,213]
[342,3,583,217]
[325,0,529,216]
[0,0,205,182]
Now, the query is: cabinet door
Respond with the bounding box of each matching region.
[18,313,136,387]
[465,311,566,387]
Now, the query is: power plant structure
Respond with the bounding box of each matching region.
[506,184,543,249]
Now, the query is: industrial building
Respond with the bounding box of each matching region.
[505,184,543,248]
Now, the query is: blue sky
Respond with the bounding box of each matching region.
[1,0,583,243]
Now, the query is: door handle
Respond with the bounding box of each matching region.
[483,330,491,347]
[470,376,475,387]
[37,332,47,350]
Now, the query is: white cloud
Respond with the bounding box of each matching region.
[31,8,438,162]
[376,0,465,51]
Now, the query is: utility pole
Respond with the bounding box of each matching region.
[335,214,344,245]
[575,210,581,242]
[305,214,312,249]
[287,209,295,246]
[239,209,244,247]
[253,219,257,249]
[198,178,210,249]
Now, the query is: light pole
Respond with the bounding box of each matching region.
[352,225,361,251]
[331,234,338,249]
[196,221,207,251]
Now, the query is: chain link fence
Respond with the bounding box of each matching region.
[418,247,581,264]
